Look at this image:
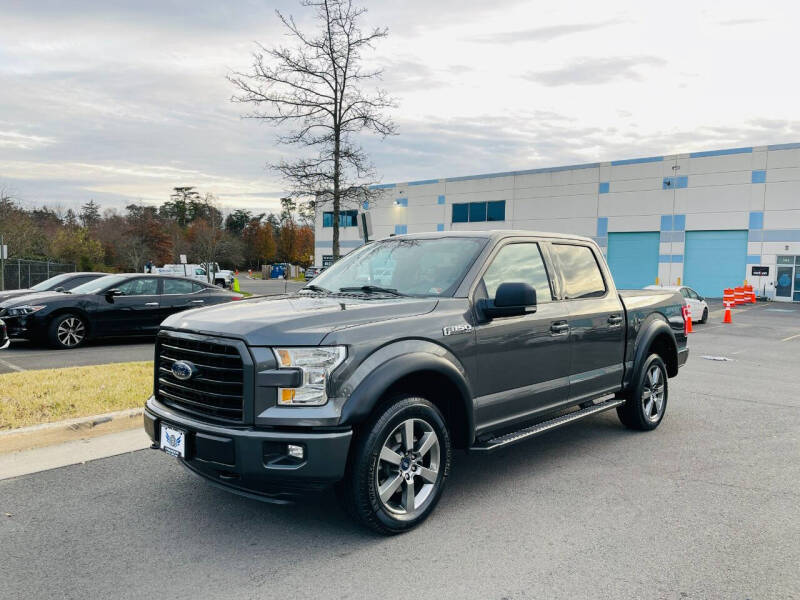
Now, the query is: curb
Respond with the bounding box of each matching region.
[0,407,145,455]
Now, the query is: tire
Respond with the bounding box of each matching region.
[337,395,452,535]
[617,354,668,431]
[699,308,708,324]
[48,313,88,349]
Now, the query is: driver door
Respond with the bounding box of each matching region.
[473,240,571,435]
[98,277,162,335]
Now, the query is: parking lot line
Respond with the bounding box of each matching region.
[780,332,800,342]
[0,358,24,372]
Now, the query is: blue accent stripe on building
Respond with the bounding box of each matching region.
[659,254,684,263]
[674,214,685,231]
[369,183,396,190]
[436,224,445,232]
[315,240,364,249]
[437,195,445,205]
[596,217,608,237]
[611,156,663,166]
[394,224,408,235]
[689,147,752,158]
[594,236,608,248]
[749,211,764,230]
[395,197,408,207]
[663,176,689,190]
[408,179,439,186]
[660,231,684,243]
[748,230,763,242]
[598,182,610,194]
[746,255,762,264]
[660,215,673,231]
[762,229,800,242]
[767,142,800,151]
[751,170,766,184]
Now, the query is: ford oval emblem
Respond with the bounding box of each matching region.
[171,360,196,381]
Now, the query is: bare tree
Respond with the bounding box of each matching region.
[228,0,396,258]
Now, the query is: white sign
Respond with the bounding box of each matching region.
[1,245,6,259]
[179,254,187,264]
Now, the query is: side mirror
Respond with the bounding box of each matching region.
[53,286,65,293]
[105,288,123,302]
[479,282,537,319]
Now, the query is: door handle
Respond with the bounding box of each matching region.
[550,321,570,335]
[190,300,205,304]
[145,302,159,306]
[607,314,623,326]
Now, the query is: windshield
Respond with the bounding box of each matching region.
[309,237,487,297]
[69,274,128,295]
[30,273,75,291]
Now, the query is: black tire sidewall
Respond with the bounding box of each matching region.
[347,396,451,534]
[621,354,668,431]
[48,313,87,349]
[701,308,708,323]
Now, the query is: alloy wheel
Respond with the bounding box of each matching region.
[641,364,665,422]
[57,317,86,347]
[375,418,441,515]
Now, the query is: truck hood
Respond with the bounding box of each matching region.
[161,293,439,346]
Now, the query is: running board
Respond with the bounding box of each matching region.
[469,398,625,453]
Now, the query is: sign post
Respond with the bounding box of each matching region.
[0,237,6,291]
[180,254,187,276]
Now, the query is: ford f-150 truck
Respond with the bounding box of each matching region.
[144,231,688,534]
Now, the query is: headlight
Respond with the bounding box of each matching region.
[273,346,347,406]
[6,305,46,317]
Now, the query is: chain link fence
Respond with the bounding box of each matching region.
[1,259,76,291]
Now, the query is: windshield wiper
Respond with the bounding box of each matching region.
[300,284,331,294]
[338,285,405,296]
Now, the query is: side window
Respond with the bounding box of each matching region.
[163,278,195,295]
[680,288,690,298]
[116,278,159,296]
[191,281,207,293]
[551,244,606,299]
[687,288,700,300]
[480,243,553,303]
[194,268,206,276]
[63,276,95,290]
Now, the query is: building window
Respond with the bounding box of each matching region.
[452,201,505,223]
[394,224,407,235]
[452,204,469,223]
[322,210,358,228]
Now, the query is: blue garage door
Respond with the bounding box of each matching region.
[684,230,747,298]
[607,232,660,289]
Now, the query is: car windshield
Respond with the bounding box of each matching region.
[30,273,75,291]
[69,274,128,295]
[309,237,487,297]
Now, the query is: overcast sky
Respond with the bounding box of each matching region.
[1,0,798,214]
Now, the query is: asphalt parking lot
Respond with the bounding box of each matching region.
[2,302,799,599]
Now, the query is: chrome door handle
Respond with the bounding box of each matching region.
[607,315,623,326]
[145,302,159,306]
[190,300,205,304]
[550,321,570,334]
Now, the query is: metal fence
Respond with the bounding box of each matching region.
[1,259,76,291]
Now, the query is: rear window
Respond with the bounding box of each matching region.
[551,244,607,299]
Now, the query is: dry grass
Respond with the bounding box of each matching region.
[0,361,153,430]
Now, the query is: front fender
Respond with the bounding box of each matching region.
[338,341,474,436]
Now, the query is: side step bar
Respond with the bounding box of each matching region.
[469,398,625,453]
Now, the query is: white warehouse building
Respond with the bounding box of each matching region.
[314,143,800,301]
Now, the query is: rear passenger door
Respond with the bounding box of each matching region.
[160,278,208,321]
[473,240,572,434]
[550,243,625,404]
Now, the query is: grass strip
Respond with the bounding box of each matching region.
[0,361,153,430]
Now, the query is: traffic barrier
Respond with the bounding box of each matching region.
[723,288,735,307]
[682,305,693,334]
[734,286,744,306]
[723,302,732,323]
[743,284,756,304]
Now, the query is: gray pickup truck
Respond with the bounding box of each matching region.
[144,231,688,533]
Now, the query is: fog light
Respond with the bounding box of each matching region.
[287,444,304,460]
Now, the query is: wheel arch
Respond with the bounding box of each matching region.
[339,350,475,449]
[632,319,679,381]
[46,307,93,338]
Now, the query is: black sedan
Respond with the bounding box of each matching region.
[0,271,107,304]
[0,273,244,349]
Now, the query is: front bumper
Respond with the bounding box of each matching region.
[144,397,353,502]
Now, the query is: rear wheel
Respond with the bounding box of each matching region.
[337,395,451,535]
[699,307,708,324]
[617,354,668,431]
[48,313,87,349]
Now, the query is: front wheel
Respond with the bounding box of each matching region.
[337,395,452,534]
[617,354,668,431]
[48,313,87,349]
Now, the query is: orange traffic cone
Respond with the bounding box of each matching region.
[686,307,693,334]
[723,302,732,324]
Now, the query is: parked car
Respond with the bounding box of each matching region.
[0,319,9,349]
[144,231,689,533]
[646,285,709,323]
[0,272,107,304]
[0,273,243,349]
[304,266,325,281]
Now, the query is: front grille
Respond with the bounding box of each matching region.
[155,333,245,422]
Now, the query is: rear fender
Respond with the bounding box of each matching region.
[625,318,678,389]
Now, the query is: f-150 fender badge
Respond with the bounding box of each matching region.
[443,324,474,336]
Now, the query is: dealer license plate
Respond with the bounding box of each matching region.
[160,424,186,458]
